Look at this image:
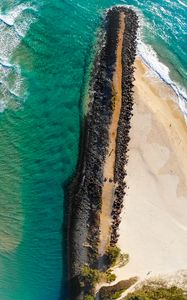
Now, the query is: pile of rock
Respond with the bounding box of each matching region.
[68,8,121,297]
[110,8,139,246]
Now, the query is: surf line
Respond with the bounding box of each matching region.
[67,6,138,300]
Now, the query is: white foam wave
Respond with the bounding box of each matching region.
[0,58,12,68]
[0,61,25,102]
[14,13,37,38]
[0,3,37,112]
[137,40,187,122]
[136,13,187,123]
[0,100,7,112]
[0,3,36,26]
[178,0,187,8]
[0,22,21,59]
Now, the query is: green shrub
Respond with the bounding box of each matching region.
[106,273,116,283]
[106,246,120,266]
[84,295,95,300]
[125,285,186,300]
[112,291,124,299]
[81,266,101,288]
[119,253,129,267]
[99,277,138,300]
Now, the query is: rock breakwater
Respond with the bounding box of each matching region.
[67,6,138,299]
[111,8,138,246]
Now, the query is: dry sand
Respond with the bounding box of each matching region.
[114,57,187,287]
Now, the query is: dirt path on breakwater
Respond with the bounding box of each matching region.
[99,13,125,256]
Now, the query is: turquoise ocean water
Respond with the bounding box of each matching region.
[0,0,186,299]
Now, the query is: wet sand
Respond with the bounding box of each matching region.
[114,57,187,289]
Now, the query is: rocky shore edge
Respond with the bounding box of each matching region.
[67,7,138,300]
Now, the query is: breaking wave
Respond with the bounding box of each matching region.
[0,3,37,112]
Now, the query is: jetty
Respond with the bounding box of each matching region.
[67,6,138,299]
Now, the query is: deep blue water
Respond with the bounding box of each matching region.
[0,0,186,299]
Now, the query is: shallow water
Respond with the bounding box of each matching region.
[0,0,186,299]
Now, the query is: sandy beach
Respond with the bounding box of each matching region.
[114,57,187,289]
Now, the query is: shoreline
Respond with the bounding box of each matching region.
[67,7,138,299]
[136,44,187,124]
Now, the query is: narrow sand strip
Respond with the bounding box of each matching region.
[99,13,125,255]
[114,58,187,285]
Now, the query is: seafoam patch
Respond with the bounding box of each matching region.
[0,3,37,112]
